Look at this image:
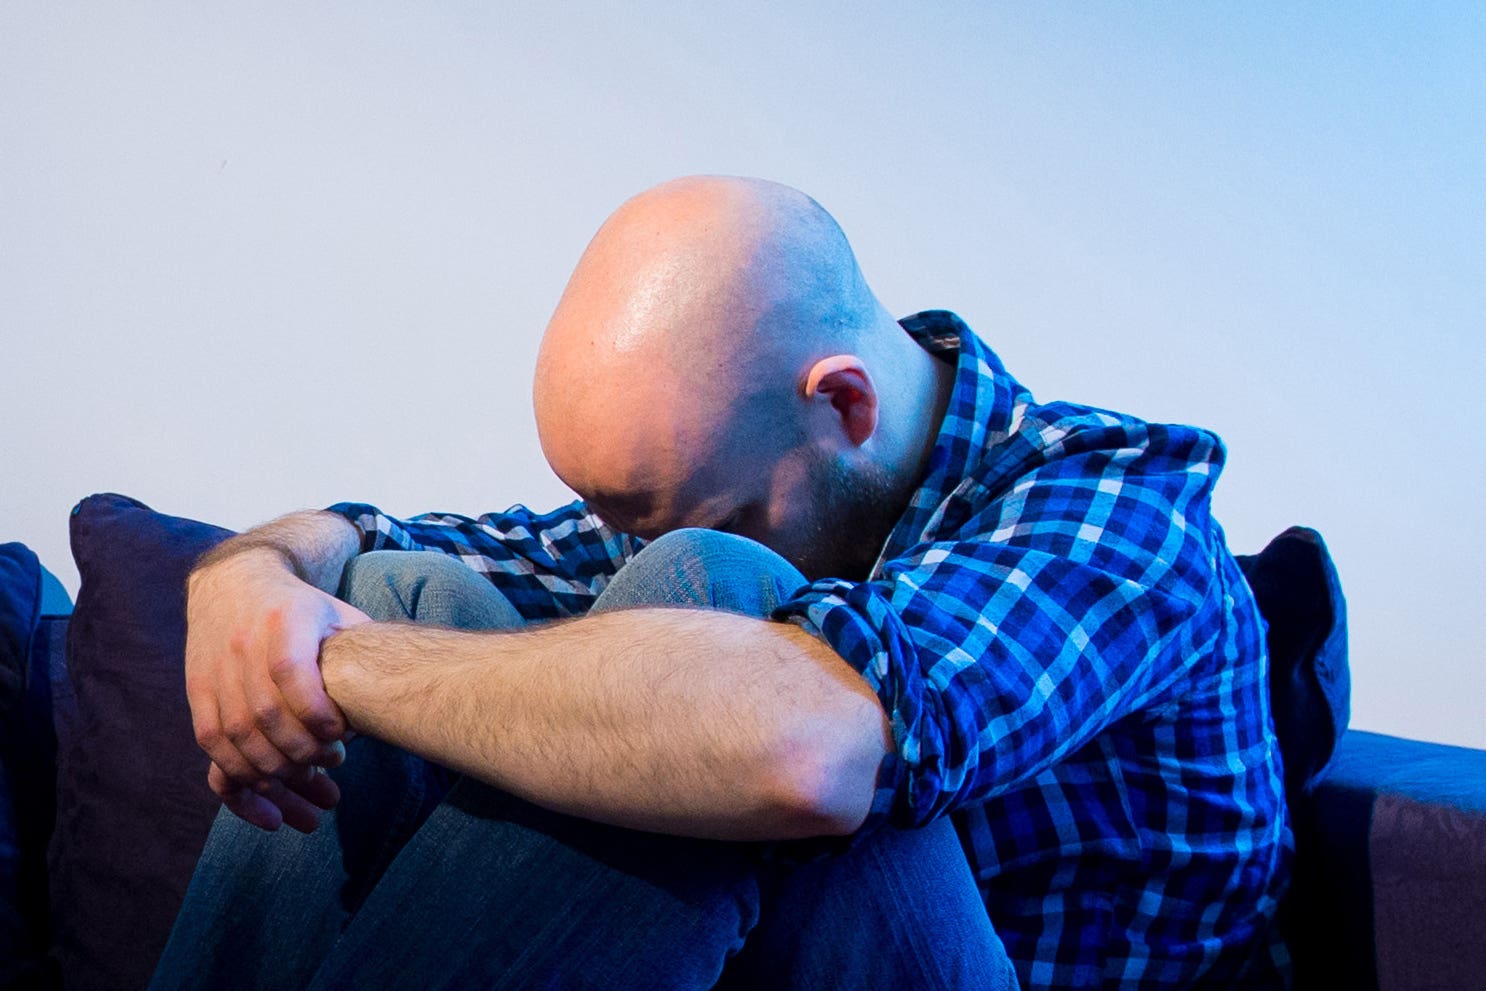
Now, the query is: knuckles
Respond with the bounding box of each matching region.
[221,715,257,746]
[183,670,211,702]
[266,651,305,683]
[194,722,224,753]
[250,699,285,733]
[281,738,323,764]
[187,585,341,794]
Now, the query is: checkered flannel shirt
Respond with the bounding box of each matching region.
[330,310,1292,989]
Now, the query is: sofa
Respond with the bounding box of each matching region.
[2,493,1483,990]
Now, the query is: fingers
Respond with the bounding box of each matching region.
[281,762,341,812]
[208,761,284,831]
[218,655,297,779]
[242,634,343,769]
[189,667,269,787]
[263,600,349,745]
[186,555,368,833]
[209,762,338,833]
[269,783,329,834]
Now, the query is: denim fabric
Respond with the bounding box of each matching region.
[150,531,1016,990]
[330,312,1291,988]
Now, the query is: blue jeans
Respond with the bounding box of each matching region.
[150,530,1016,990]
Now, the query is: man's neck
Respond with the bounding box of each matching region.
[900,337,958,490]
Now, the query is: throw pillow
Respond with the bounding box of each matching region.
[1235,526,1350,800]
[50,494,232,991]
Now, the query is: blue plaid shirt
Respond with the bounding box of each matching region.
[330,311,1292,989]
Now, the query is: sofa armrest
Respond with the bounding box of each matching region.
[1292,729,1486,991]
[2,608,69,989]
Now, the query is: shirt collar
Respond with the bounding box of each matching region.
[872,310,1032,573]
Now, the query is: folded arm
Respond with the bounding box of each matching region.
[320,608,891,840]
[186,507,889,840]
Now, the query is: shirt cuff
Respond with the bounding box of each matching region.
[773,578,930,837]
[325,501,403,554]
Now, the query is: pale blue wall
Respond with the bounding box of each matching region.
[3,3,1482,745]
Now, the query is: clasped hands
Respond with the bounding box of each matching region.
[184,548,371,832]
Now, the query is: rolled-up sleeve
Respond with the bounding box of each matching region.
[773,440,1224,836]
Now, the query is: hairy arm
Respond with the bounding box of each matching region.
[185,511,370,830]
[320,608,892,840]
[193,509,361,594]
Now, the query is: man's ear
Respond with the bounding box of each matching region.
[803,355,878,447]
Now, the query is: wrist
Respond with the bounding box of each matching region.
[191,541,305,587]
[189,510,360,594]
[318,624,389,735]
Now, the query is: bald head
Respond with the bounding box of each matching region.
[530,176,946,577]
[541,175,878,369]
[536,177,889,496]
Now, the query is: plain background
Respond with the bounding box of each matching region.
[3,4,1482,747]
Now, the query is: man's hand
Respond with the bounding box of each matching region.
[185,541,369,832]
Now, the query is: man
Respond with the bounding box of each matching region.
[153,176,1291,989]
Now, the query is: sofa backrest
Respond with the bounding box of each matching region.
[0,539,70,989]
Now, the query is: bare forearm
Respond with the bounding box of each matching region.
[193,510,360,593]
[319,608,891,841]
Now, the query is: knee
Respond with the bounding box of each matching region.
[631,528,765,572]
[339,551,522,629]
[595,529,807,616]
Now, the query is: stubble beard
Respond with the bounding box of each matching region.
[798,452,913,583]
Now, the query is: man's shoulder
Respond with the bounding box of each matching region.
[1018,398,1225,465]
[963,396,1228,513]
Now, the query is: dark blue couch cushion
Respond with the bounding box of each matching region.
[1,542,55,988]
[1235,526,1349,799]
[0,543,43,719]
[1236,528,1352,985]
[49,495,231,991]
[1289,731,1486,991]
